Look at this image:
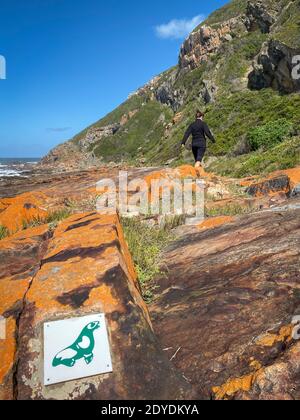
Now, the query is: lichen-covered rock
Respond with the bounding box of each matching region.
[12,213,192,400]
[150,204,300,399]
[0,192,48,233]
[0,226,51,400]
[246,174,291,197]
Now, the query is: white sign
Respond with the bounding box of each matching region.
[44,314,113,386]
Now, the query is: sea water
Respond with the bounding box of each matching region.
[0,158,39,178]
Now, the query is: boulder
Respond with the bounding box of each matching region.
[5,213,192,400]
[248,40,300,94]
[0,225,52,400]
[150,205,300,399]
[246,174,291,197]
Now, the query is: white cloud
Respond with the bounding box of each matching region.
[155,15,205,40]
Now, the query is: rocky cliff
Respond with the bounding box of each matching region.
[41,0,300,177]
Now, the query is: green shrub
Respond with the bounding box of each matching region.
[121,217,175,303]
[0,225,9,240]
[207,136,300,178]
[247,119,294,151]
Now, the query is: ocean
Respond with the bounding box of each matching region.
[0,158,40,178]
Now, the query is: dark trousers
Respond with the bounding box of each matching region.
[192,146,206,163]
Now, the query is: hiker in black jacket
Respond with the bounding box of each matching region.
[181,111,216,169]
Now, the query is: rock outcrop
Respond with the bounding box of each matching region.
[245,0,278,34]
[0,213,193,400]
[1,164,300,400]
[179,18,245,71]
[150,201,300,399]
[78,124,120,151]
[248,40,300,93]
[0,225,52,400]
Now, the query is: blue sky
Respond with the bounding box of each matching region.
[0,0,228,157]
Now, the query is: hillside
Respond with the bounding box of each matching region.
[42,0,300,177]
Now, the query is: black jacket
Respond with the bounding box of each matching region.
[182,119,215,148]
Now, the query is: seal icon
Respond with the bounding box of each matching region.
[52,321,100,368]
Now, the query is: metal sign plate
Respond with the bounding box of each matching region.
[44,313,113,386]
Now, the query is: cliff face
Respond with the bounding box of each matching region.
[41,0,300,175]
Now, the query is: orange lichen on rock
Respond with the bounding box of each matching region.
[244,167,300,198]
[281,167,300,187]
[212,370,263,400]
[0,225,50,400]
[198,216,234,230]
[255,325,293,347]
[212,325,295,399]
[25,212,141,322]
[0,192,48,232]
[13,212,191,400]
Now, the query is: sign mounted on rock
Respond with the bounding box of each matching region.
[44,314,113,386]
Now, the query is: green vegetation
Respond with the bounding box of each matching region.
[205,203,254,218]
[248,118,294,151]
[273,0,300,48]
[121,217,179,303]
[208,136,300,178]
[214,32,268,88]
[205,90,300,156]
[200,0,247,27]
[72,94,146,145]
[94,99,173,162]
[0,225,9,241]
[22,208,72,230]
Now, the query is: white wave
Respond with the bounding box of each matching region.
[0,169,22,177]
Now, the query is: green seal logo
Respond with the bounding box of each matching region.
[52,321,100,368]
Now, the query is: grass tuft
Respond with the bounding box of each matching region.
[22,207,72,230]
[121,217,177,303]
[0,225,9,241]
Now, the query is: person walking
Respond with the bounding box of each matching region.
[181,111,216,169]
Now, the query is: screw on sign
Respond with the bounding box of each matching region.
[292,316,300,340]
